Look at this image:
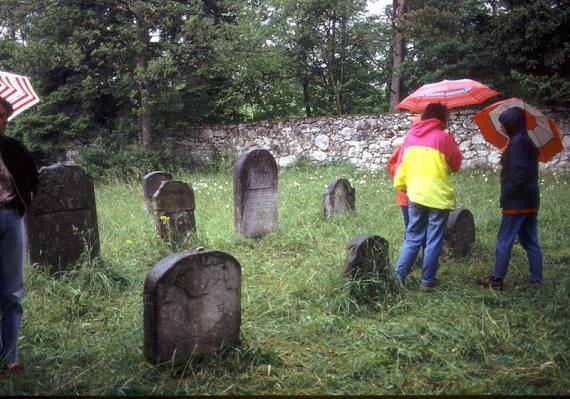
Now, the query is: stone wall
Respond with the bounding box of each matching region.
[168,109,570,171]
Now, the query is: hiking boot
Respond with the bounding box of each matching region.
[475,275,503,289]
[420,283,437,291]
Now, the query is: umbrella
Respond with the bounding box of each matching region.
[473,97,564,163]
[0,71,40,120]
[396,79,500,111]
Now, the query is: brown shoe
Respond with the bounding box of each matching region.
[475,275,503,289]
[5,363,24,373]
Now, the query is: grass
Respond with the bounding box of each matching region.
[1,162,569,395]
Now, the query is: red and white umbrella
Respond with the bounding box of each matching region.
[0,71,40,120]
[473,97,564,163]
[396,79,500,111]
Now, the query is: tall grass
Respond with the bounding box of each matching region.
[1,163,569,395]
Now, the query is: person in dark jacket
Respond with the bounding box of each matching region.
[0,97,38,372]
[476,106,543,289]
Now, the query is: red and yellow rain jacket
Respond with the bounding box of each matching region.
[393,118,462,210]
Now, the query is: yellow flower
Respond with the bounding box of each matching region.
[125,239,133,245]
[160,215,170,222]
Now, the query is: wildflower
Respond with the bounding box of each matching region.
[125,239,133,245]
[160,215,170,225]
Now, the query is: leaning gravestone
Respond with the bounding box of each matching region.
[144,249,241,365]
[143,171,172,213]
[343,234,389,279]
[323,178,355,217]
[152,180,196,243]
[444,207,476,257]
[26,163,100,272]
[234,149,278,238]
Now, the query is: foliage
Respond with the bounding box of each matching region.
[1,165,568,395]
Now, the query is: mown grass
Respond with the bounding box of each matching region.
[1,162,569,395]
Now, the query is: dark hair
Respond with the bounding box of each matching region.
[0,97,14,117]
[421,103,449,123]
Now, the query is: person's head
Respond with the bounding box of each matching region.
[0,97,13,136]
[498,106,526,138]
[421,103,450,125]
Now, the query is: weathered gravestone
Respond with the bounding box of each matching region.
[444,207,476,257]
[26,163,100,272]
[343,234,389,279]
[144,249,241,365]
[152,180,196,243]
[234,149,278,238]
[323,178,355,217]
[143,171,172,213]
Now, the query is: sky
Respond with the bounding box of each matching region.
[366,0,393,16]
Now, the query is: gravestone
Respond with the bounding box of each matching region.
[444,207,476,257]
[144,249,241,365]
[323,178,355,217]
[143,171,172,213]
[233,149,278,238]
[343,234,389,279]
[26,163,100,272]
[152,180,196,243]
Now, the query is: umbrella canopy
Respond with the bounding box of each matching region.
[473,97,564,163]
[0,71,40,121]
[396,79,500,111]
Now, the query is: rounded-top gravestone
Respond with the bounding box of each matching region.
[233,149,278,238]
[26,162,100,272]
[323,178,355,217]
[152,180,196,243]
[444,207,476,257]
[144,249,241,365]
[343,234,389,279]
[143,171,172,212]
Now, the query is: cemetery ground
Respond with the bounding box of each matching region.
[1,162,569,396]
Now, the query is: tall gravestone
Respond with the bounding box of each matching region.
[444,207,476,257]
[143,171,172,213]
[152,180,196,243]
[234,149,278,238]
[323,178,355,217]
[343,234,389,279]
[26,163,100,272]
[144,249,241,365]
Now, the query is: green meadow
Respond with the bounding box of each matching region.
[1,162,569,395]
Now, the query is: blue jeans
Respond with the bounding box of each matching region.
[493,213,543,282]
[401,205,426,253]
[0,207,25,365]
[394,202,449,286]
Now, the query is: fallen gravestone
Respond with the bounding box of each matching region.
[343,234,389,279]
[323,178,355,217]
[143,171,172,213]
[144,249,241,365]
[444,207,476,257]
[234,149,278,238]
[26,163,100,272]
[152,180,196,243]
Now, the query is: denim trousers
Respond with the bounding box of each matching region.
[394,201,449,286]
[493,213,543,282]
[400,205,427,252]
[0,207,25,365]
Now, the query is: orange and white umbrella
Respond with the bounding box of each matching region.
[396,79,500,111]
[0,71,40,120]
[473,97,564,163]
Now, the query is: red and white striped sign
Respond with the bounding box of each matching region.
[0,71,40,120]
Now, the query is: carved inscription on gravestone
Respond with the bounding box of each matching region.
[143,171,172,213]
[234,149,278,238]
[343,234,389,279]
[152,180,196,243]
[323,178,355,218]
[144,249,241,364]
[26,163,100,272]
[444,207,476,257]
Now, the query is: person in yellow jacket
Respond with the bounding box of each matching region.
[392,103,462,290]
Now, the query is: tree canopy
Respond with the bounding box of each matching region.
[0,0,567,164]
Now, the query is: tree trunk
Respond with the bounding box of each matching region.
[134,5,153,152]
[302,77,312,117]
[326,11,342,114]
[389,0,406,112]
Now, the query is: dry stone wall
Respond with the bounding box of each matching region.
[168,109,569,172]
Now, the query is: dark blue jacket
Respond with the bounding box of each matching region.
[498,107,540,209]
